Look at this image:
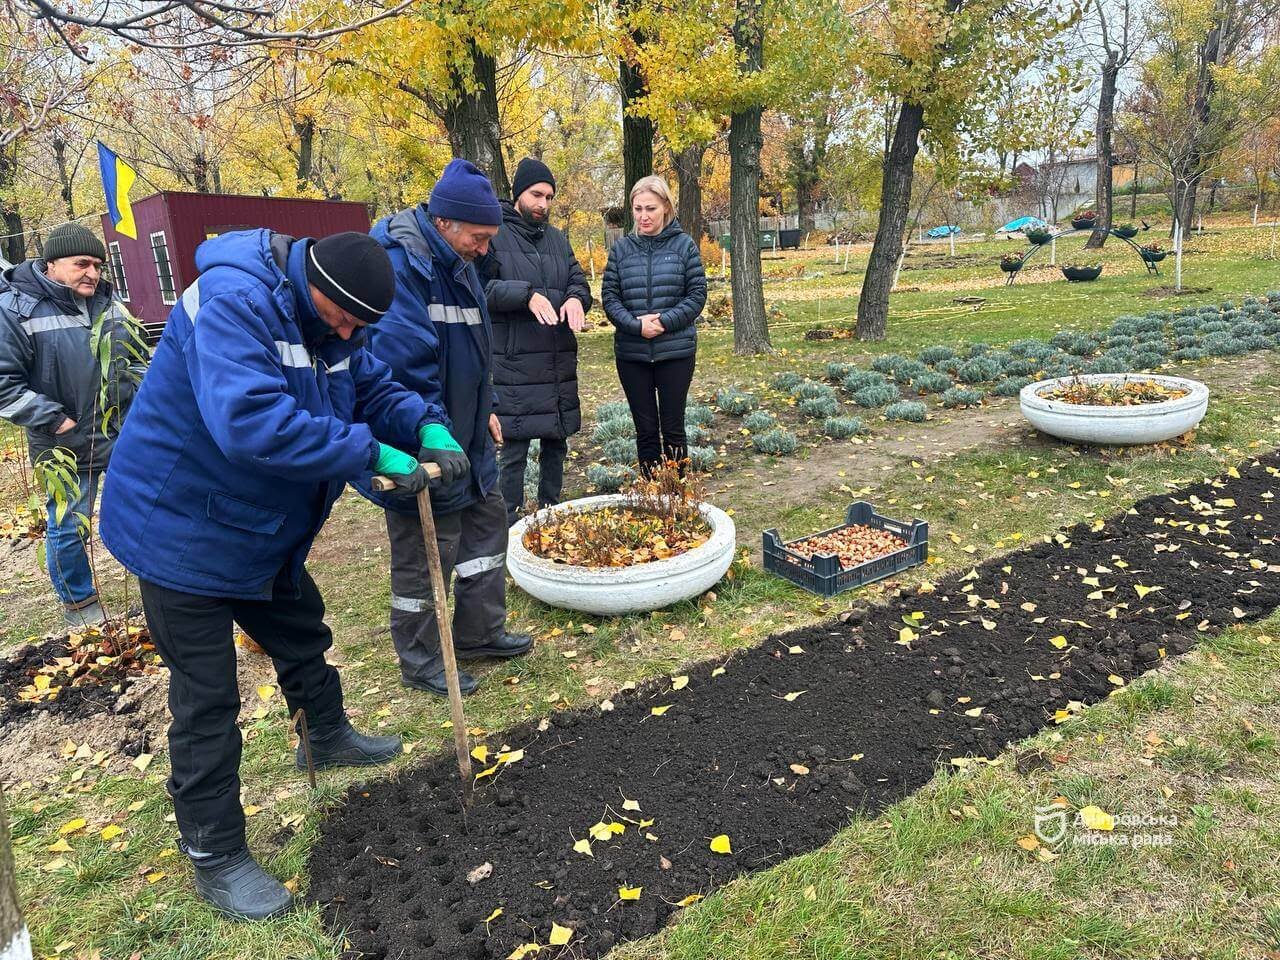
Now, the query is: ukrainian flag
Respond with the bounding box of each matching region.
[97,141,137,239]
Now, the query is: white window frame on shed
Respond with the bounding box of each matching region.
[150,230,177,305]
[107,241,130,302]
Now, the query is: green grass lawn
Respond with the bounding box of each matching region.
[5,222,1280,959]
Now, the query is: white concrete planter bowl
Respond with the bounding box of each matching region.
[507,494,737,616]
[1019,373,1209,445]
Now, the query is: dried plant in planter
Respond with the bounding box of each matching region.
[1038,378,1189,406]
[523,460,711,568]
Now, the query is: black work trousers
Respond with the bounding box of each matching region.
[498,436,569,526]
[140,569,345,855]
[615,354,696,474]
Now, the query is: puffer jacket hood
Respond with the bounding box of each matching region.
[601,219,706,364]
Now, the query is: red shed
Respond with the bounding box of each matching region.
[100,191,372,337]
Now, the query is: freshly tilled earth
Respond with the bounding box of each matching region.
[310,454,1280,960]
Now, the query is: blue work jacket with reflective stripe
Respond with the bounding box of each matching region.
[100,229,438,599]
[358,206,499,516]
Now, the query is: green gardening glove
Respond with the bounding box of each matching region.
[417,422,470,486]
[373,443,429,494]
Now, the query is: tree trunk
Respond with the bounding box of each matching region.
[442,42,511,198]
[729,0,770,355]
[0,785,30,960]
[1130,154,1139,218]
[787,123,827,235]
[192,150,211,193]
[52,134,75,219]
[295,116,314,193]
[856,101,924,341]
[1085,51,1119,249]
[1171,170,1198,236]
[671,143,705,241]
[618,7,653,232]
[0,150,24,264]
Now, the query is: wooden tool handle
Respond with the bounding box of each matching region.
[371,462,442,492]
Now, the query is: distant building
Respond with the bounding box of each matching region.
[1011,155,1138,222]
[101,191,372,337]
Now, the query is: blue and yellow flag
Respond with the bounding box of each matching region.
[97,141,137,239]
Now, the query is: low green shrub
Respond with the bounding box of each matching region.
[892,360,931,384]
[596,401,631,421]
[792,380,838,401]
[716,387,759,415]
[1086,354,1132,374]
[824,362,855,382]
[912,371,953,394]
[1171,347,1206,361]
[822,415,863,439]
[770,371,804,392]
[592,417,635,442]
[956,356,1001,383]
[1132,351,1164,369]
[993,377,1030,396]
[752,427,799,455]
[686,403,715,426]
[852,382,901,408]
[688,445,718,471]
[870,353,909,374]
[685,422,711,445]
[941,387,983,408]
[798,396,840,419]
[587,462,636,492]
[841,370,884,393]
[884,400,927,422]
[742,410,777,432]
[602,437,637,464]
[917,345,955,365]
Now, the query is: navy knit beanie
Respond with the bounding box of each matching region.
[512,157,556,200]
[427,158,502,226]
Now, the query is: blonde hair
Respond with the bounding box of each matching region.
[629,175,675,228]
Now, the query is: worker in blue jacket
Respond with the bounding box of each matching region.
[99,230,440,922]
[362,159,532,698]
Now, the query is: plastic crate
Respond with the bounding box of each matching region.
[763,501,928,597]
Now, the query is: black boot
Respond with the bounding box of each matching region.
[402,667,479,698]
[298,717,401,770]
[181,843,293,921]
[456,632,533,661]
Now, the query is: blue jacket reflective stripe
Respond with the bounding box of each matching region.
[358,206,499,516]
[100,229,434,599]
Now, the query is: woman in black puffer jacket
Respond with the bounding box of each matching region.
[601,175,707,474]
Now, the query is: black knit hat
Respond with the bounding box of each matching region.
[304,232,395,325]
[44,223,106,262]
[512,157,556,201]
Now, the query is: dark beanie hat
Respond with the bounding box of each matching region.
[512,157,556,200]
[44,222,106,262]
[427,158,503,226]
[304,232,395,325]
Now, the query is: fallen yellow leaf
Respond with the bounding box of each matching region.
[650,705,671,716]
[471,745,489,764]
[507,944,540,960]
[709,834,732,855]
[58,818,86,836]
[100,825,124,841]
[256,684,276,701]
[132,754,153,773]
[46,838,73,853]
[671,675,689,691]
[618,886,642,901]
[1079,805,1114,831]
[1048,635,1068,650]
[549,922,572,946]
[485,907,503,924]
[572,838,593,856]
[676,893,703,908]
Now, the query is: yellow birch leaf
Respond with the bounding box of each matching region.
[676,894,703,907]
[711,666,726,677]
[650,705,671,716]
[243,805,261,817]
[498,749,524,765]
[788,645,804,655]
[58,818,86,836]
[572,838,593,856]
[1048,635,1068,649]
[789,763,809,775]
[507,944,540,960]
[589,822,612,841]
[132,754,153,773]
[1016,835,1040,851]
[46,838,73,853]
[618,886,642,901]
[146,871,166,883]
[485,907,503,924]
[622,799,641,812]
[671,675,689,691]
[1134,584,1163,599]
[549,922,572,946]
[964,707,984,718]
[471,745,489,764]
[803,885,817,900]
[638,818,654,828]
[100,825,124,841]
[782,691,806,702]
[1107,674,1125,686]
[608,822,625,835]
[1079,805,1114,831]
[709,834,732,854]
[256,684,276,701]
[474,765,500,780]
[897,627,917,645]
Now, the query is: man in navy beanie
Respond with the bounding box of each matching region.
[362,158,533,699]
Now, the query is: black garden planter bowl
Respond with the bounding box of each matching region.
[1071,215,1098,231]
[1061,265,1103,282]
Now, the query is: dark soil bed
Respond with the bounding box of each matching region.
[0,625,157,729]
[311,454,1280,960]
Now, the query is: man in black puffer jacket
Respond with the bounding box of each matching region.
[480,158,592,525]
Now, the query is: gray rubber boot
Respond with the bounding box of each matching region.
[182,845,293,922]
[298,718,401,770]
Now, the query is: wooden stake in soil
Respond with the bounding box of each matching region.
[293,708,317,790]
[372,467,473,795]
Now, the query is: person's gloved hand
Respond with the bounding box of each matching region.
[418,423,470,486]
[373,443,429,495]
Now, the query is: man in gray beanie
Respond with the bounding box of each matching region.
[0,222,144,626]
